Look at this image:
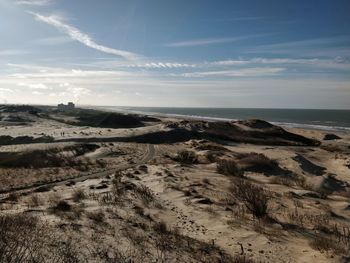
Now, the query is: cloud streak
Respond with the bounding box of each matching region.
[17,82,51,89]
[165,35,262,47]
[29,12,140,60]
[180,67,285,77]
[16,0,53,6]
[127,62,196,69]
[211,57,350,70]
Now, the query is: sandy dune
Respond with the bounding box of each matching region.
[0,105,349,262]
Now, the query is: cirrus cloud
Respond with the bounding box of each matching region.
[179,67,285,77]
[28,12,140,61]
[16,0,53,6]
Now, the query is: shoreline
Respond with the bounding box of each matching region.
[1,104,349,263]
[88,106,350,134]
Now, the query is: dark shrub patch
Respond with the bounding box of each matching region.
[217,159,243,177]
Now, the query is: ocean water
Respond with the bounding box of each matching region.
[97,107,350,132]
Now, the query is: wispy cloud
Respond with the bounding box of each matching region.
[11,69,136,79]
[6,63,140,86]
[16,0,53,6]
[28,12,140,60]
[211,57,350,70]
[0,50,29,56]
[0,88,13,93]
[17,82,51,89]
[179,67,285,77]
[127,62,197,69]
[165,35,262,47]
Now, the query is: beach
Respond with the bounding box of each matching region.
[0,105,349,262]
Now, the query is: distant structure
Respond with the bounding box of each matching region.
[57,102,75,111]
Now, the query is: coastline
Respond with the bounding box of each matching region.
[1,104,349,263]
[89,106,350,134]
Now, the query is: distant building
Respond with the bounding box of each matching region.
[58,102,75,111]
[67,102,75,109]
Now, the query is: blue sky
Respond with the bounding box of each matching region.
[0,0,349,108]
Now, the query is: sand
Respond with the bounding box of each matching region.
[0,106,349,262]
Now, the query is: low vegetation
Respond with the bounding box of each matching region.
[53,108,160,128]
[235,152,283,175]
[233,255,257,263]
[175,150,198,165]
[231,179,270,218]
[0,213,86,263]
[217,158,243,177]
[0,144,99,169]
[72,188,86,202]
[310,235,348,255]
[0,135,54,146]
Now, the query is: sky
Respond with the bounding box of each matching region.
[0,0,349,108]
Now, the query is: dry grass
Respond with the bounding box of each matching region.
[72,188,86,202]
[47,192,61,206]
[7,192,19,202]
[233,255,257,263]
[53,200,72,211]
[195,142,228,152]
[217,159,243,177]
[236,152,282,175]
[270,174,306,187]
[310,235,348,255]
[205,150,226,163]
[0,144,98,169]
[231,179,270,218]
[0,213,87,263]
[133,184,156,205]
[87,210,105,223]
[176,150,198,165]
[0,214,46,262]
[27,194,43,207]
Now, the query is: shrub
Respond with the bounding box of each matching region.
[203,178,210,184]
[205,150,226,163]
[27,194,43,207]
[176,150,197,164]
[35,185,52,193]
[231,179,269,218]
[270,174,306,187]
[196,143,228,152]
[72,189,86,202]
[54,200,71,211]
[133,185,155,205]
[7,192,19,202]
[153,221,168,234]
[0,213,88,262]
[0,145,96,169]
[48,192,61,206]
[233,255,257,263]
[112,177,125,196]
[217,159,243,177]
[236,152,279,174]
[310,235,346,254]
[87,210,105,223]
[0,214,47,262]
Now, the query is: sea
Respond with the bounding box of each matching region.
[95,107,350,132]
